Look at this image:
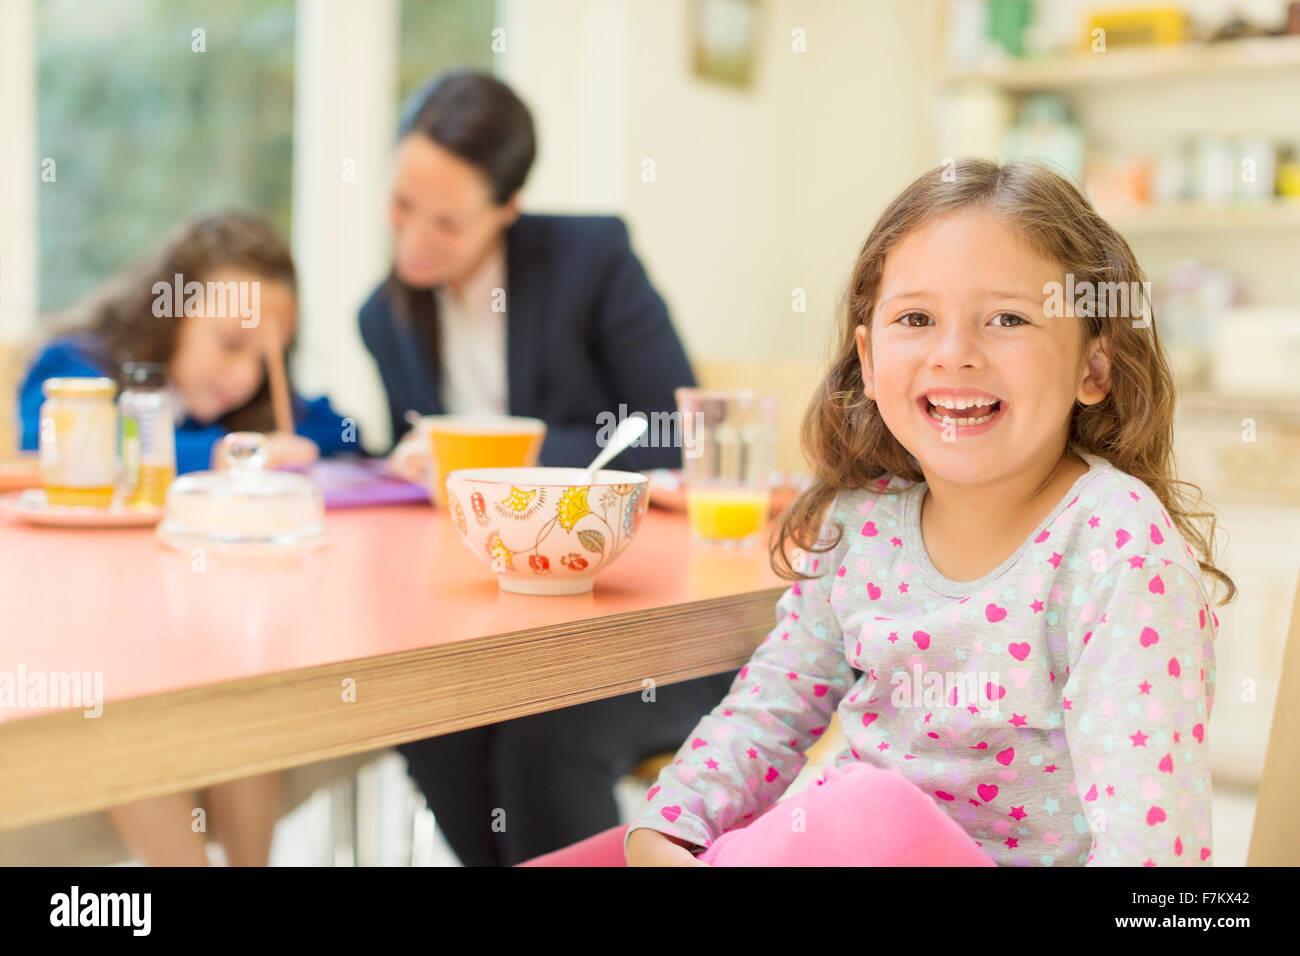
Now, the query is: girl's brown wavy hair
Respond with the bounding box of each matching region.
[47,211,298,434]
[769,158,1236,607]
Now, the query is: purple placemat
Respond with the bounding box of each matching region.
[298,458,430,509]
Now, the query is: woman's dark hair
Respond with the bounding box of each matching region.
[386,70,536,404]
[398,69,536,204]
[50,211,298,434]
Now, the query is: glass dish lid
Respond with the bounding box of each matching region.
[157,433,326,551]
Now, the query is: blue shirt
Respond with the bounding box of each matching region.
[19,335,361,474]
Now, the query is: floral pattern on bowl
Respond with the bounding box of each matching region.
[445,467,650,595]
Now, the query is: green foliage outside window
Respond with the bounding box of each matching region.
[37,0,296,313]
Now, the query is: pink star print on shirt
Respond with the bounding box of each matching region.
[627,446,1217,866]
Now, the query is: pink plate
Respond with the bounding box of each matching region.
[0,489,165,529]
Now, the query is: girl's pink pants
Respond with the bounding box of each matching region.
[519,761,998,866]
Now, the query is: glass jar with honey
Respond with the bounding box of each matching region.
[39,377,120,507]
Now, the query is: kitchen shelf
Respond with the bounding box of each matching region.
[1178,389,1300,419]
[1105,199,1300,235]
[944,35,1300,91]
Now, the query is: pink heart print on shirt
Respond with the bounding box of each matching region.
[631,475,1217,868]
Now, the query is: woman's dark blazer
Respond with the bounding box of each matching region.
[359,213,695,471]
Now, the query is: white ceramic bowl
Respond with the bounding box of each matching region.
[444,467,651,595]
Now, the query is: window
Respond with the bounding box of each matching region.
[399,0,497,103]
[36,0,295,313]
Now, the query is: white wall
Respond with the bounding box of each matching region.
[0,0,37,342]
[500,0,940,365]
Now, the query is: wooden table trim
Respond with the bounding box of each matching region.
[0,587,784,831]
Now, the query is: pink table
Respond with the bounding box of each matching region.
[0,504,787,829]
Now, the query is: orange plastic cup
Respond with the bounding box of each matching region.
[420,415,547,508]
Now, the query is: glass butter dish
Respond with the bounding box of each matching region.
[157,433,326,552]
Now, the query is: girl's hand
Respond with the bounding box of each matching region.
[385,432,430,485]
[625,827,710,867]
[215,432,321,470]
[263,432,320,470]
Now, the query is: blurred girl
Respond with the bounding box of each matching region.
[530,159,1236,867]
[17,211,358,865]
[20,212,357,474]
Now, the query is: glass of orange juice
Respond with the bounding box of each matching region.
[419,415,547,508]
[674,388,778,547]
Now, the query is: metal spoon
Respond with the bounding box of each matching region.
[583,414,648,483]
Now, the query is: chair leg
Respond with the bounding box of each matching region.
[407,792,425,867]
[355,762,378,867]
[408,791,442,867]
[328,774,359,867]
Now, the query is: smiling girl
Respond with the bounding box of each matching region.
[525,158,1235,867]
